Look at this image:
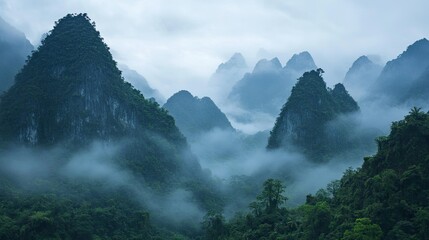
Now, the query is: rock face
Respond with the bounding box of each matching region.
[343,55,382,100]
[373,38,429,104]
[163,90,234,139]
[267,69,359,161]
[0,16,33,92]
[119,64,165,104]
[228,52,317,115]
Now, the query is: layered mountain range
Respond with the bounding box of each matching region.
[228,51,317,115]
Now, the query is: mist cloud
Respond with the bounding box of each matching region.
[0,140,206,230]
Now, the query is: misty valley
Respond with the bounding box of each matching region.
[0,12,429,240]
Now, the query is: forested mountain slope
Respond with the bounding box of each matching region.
[205,108,429,239]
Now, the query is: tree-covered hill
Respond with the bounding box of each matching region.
[267,69,359,161]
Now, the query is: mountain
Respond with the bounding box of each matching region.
[267,69,359,160]
[0,16,33,92]
[373,38,429,104]
[213,52,247,78]
[0,14,222,238]
[284,51,317,76]
[228,57,285,115]
[209,53,248,103]
[163,90,234,139]
[119,64,165,104]
[228,52,317,116]
[343,55,382,100]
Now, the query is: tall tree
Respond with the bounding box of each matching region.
[251,179,287,214]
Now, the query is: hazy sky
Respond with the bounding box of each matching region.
[1,0,428,98]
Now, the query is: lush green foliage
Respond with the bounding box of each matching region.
[203,179,292,240]
[0,174,197,240]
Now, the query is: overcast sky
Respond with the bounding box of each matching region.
[1,0,428,98]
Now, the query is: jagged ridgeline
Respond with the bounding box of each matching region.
[267,69,359,161]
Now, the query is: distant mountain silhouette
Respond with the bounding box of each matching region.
[0,16,33,92]
[373,38,429,104]
[163,90,234,139]
[343,55,382,100]
[284,51,317,76]
[228,52,317,116]
[209,52,248,102]
[214,52,247,75]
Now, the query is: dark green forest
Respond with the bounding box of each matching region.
[0,12,428,240]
